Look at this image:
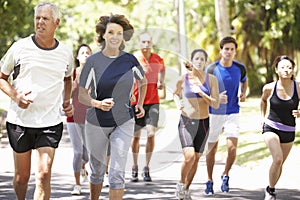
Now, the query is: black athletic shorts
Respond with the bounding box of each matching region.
[132,104,159,132]
[262,123,295,143]
[178,115,209,153]
[7,122,63,153]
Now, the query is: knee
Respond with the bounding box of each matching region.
[36,170,51,184]
[147,135,155,144]
[132,136,140,144]
[14,173,30,185]
[273,156,283,167]
[228,145,237,155]
[185,154,196,165]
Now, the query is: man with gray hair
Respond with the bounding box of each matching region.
[0,2,73,199]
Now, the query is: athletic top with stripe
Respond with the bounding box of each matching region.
[79,51,145,127]
[184,73,210,98]
[0,35,73,127]
[206,60,247,114]
[265,80,299,132]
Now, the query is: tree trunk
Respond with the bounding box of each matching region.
[214,0,231,39]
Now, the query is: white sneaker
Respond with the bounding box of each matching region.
[103,173,109,187]
[71,185,81,195]
[175,182,185,200]
[185,189,192,200]
[81,168,88,182]
[265,187,276,200]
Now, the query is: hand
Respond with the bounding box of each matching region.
[292,109,300,118]
[184,61,193,71]
[173,94,184,110]
[157,82,165,90]
[16,91,33,109]
[135,104,145,119]
[190,85,203,96]
[240,93,246,102]
[100,98,114,112]
[130,95,136,102]
[219,90,228,104]
[62,100,73,117]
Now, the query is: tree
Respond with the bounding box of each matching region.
[0,0,34,57]
[214,0,231,39]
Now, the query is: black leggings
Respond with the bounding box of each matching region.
[178,115,209,153]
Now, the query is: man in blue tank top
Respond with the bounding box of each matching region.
[204,36,248,195]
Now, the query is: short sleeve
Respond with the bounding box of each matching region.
[65,49,74,77]
[159,55,165,72]
[79,58,93,89]
[131,55,144,80]
[0,42,18,76]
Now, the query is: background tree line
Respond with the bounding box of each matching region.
[1,0,300,95]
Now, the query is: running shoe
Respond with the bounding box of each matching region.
[131,166,139,182]
[71,185,81,195]
[175,182,185,200]
[204,180,214,196]
[142,166,152,182]
[184,189,192,200]
[81,168,88,182]
[265,186,276,200]
[221,175,229,192]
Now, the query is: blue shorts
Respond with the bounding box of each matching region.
[6,122,63,153]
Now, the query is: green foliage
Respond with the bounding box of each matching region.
[1,0,300,95]
[0,0,34,57]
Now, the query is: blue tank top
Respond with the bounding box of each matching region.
[184,73,210,98]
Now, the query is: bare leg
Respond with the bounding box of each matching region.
[34,147,56,200]
[185,153,201,189]
[145,125,156,167]
[131,129,142,168]
[180,147,195,186]
[74,172,81,185]
[90,183,102,200]
[264,132,293,188]
[206,142,218,181]
[106,155,110,174]
[13,150,32,200]
[223,137,238,176]
[109,188,124,200]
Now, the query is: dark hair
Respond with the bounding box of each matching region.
[191,49,208,61]
[74,44,92,67]
[185,49,208,71]
[273,55,296,80]
[95,14,134,50]
[273,55,295,69]
[220,36,238,49]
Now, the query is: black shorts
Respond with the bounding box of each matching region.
[132,104,159,132]
[7,122,63,153]
[178,115,209,153]
[262,123,295,143]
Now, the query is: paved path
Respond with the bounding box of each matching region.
[1,108,300,199]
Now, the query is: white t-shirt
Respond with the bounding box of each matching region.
[0,35,73,127]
